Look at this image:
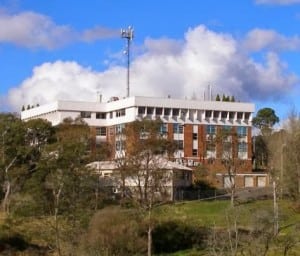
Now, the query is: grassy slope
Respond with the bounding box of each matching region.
[154,199,300,255]
[1,199,300,255]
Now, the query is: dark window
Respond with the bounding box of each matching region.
[80,111,91,118]
[221,111,228,119]
[138,107,145,115]
[175,140,184,150]
[193,133,198,140]
[156,108,163,115]
[213,111,219,119]
[96,112,106,119]
[147,107,154,115]
[192,149,198,156]
[244,112,250,120]
[205,110,212,118]
[116,109,126,117]
[172,108,179,116]
[237,112,243,119]
[164,108,171,115]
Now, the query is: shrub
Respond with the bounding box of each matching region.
[152,220,208,254]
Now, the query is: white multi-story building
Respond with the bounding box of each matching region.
[21,96,269,188]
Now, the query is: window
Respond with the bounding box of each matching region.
[205,110,212,118]
[147,107,154,115]
[238,142,247,152]
[237,126,247,137]
[164,108,171,115]
[213,111,219,119]
[206,125,216,135]
[221,111,228,119]
[229,112,235,119]
[192,149,198,156]
[138,107,145,115]
[237,112,243,119]
[96,127,106,136]
[193,133,198,140]
[206,143,216,152]
[116,140,125,151]
[96,112,106,119]
[244,112,250,120]
[173,123,183,134]
[116,109,126,117]
[156,108,163,115]
[175,140,184,150]
[160,124,168,134]
[180,109,187,119]
[116,124,125,134]
[80,111,91,118]
[172,108,179,116]
[223,141,232,153]
[109,112,113,119]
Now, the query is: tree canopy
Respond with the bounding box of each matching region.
[253,108,279,134]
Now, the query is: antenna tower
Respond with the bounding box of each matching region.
[121,26,134,98]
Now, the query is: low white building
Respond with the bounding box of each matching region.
[87,158,193,201]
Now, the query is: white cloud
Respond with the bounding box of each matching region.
[243,28,300,51]
[7,25,299,110]
[0,10,119,49]
[256,0,300,4]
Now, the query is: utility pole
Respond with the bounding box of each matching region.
[121,26,134,98]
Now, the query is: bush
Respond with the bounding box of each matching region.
[80,206,147,255]
[152,221,208,254]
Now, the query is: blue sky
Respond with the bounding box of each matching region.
[1,0,300,123]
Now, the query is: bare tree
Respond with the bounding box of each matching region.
[117,119,176,256]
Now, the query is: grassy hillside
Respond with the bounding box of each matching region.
[1,199,300,255]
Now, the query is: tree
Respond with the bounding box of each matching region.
[0,113,27,213]
[23,118,98,255]
[280,111,300,201]
[117,119,176,256]
[253,108,279,136]
[215,94,220,101]
[217,126,242,207]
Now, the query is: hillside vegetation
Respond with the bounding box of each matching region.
[1,199,300,255]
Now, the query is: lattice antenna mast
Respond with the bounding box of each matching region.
[121,26,134,98]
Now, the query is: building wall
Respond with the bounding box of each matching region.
[20,96,266,188]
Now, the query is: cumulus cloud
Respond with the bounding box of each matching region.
[7,25,299,110]
[256,0,300,4]
[243,28,300,51]
[0,10,119,49]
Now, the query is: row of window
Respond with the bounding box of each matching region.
[138,107,251,120]
[96,124,248,138]
[81,109,126,120]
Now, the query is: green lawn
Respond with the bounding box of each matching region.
[153,199,300,255]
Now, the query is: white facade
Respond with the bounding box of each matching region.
[21,96,255,127]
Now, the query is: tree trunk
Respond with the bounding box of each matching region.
[54,184,63,256]
[147,224,152,256]
[147,206,152,256]
[1,181,10,213]
[1,157,17,213]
